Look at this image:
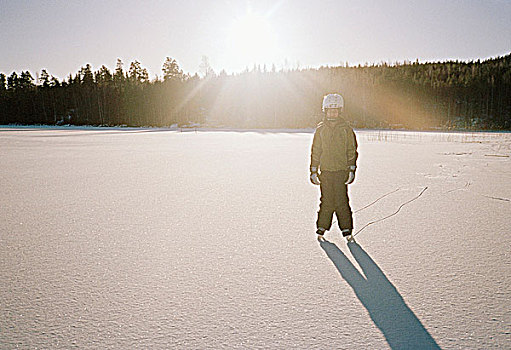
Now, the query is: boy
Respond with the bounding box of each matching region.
[310,93,358,241]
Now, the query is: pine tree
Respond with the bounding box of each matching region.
[7,72,19,90]
[114,58,125,85]
[40,69,50,88]
[128,60,149,83]
[0,73,6,92]
[80,64,94,86]
[162,57,183,82]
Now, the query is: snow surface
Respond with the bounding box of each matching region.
[1,127,510,349]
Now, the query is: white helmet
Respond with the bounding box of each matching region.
[322,93,344,112]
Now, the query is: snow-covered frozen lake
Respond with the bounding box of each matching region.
[1,127,510,349]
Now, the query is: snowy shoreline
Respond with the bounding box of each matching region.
[1,123,510,135]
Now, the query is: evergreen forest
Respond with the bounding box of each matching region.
[1,54,510,130]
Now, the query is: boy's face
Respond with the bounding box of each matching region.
[326,108,339,119]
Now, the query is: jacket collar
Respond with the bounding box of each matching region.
[324,117,346,127]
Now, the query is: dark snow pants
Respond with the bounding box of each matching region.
[317,170,353,231]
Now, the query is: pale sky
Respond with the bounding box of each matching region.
[1,0,510,80]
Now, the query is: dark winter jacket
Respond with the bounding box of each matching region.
[310,118,358,172]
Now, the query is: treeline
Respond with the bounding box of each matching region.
[1,54,510,130]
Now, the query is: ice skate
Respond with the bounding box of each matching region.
[342,229,355,242]
[316,227,326,241]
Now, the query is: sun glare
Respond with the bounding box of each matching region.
[227,12,278,70]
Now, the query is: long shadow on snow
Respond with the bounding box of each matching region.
[320,239,441,350]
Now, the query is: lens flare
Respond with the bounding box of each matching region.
[227,12,278,69]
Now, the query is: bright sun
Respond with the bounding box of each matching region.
[228,12,278,69]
